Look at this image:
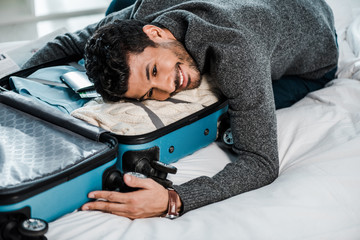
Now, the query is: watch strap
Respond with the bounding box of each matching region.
[165,188,179,219]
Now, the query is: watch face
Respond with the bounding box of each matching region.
[165,213,179,220]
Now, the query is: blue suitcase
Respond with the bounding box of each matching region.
[0,57,232,238]
[0,90,119,239]
[0,56,232,189]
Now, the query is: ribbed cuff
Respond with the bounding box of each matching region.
[172,176,231,214]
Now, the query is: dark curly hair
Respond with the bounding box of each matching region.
[85,19,157,102]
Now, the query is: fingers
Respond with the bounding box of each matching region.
[81,190,166,219]
[82,200,146,219]
[81,175,169,219]
[83,174,156,208]
[82,200,126,215]
[82,191,136,217]
[87,190,127,203]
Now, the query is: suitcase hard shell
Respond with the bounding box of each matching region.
[0,90,118,239]
[115,98,228,185]
[0,56,231,187]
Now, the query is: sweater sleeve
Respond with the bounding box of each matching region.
[22,6,134,69]
[173,38,279,214]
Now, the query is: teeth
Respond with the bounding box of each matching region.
[179,69,184,86]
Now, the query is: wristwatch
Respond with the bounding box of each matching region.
[165,188,180,219]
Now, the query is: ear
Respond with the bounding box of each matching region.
[143,25,176,41]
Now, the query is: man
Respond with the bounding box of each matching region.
[24,0,338,219]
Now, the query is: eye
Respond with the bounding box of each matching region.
[147,88,154,98]
[152,65,157,76]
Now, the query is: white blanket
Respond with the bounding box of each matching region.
[46,0,360,239]
[46,77,360,240]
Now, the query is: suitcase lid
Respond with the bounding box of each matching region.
[0,91,117,205]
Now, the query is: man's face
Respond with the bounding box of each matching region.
[124,40,201,101]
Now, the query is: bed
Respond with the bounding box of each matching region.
[9,0,360,239]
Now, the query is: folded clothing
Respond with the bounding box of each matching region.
[10,66,90,114]
[71,75,220,135]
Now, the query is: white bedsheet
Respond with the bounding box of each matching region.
[45,0,360,239]
[46,77,360,240]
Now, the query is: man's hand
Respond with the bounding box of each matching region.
[81,173,169,219]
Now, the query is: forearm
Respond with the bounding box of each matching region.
[174,148,279,213]
[22,23,97,68]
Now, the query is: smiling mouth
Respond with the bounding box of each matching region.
[179,67,184,87]
[177,64,188,91]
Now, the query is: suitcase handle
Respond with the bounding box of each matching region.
[121,147,177,188]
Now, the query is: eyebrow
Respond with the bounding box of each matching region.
[139,63,151,101]
[146,63,150,81]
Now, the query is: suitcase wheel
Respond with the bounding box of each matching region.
[218,114,233,147]
[103,168,145,192]
[221,128,233,146]
[18,218,48,239]
[1,217,48,240]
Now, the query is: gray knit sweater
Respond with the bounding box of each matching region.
[24,0,338,214]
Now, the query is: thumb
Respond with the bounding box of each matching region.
[124,173,151,189]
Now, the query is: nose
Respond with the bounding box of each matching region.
[152,73,176,99]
